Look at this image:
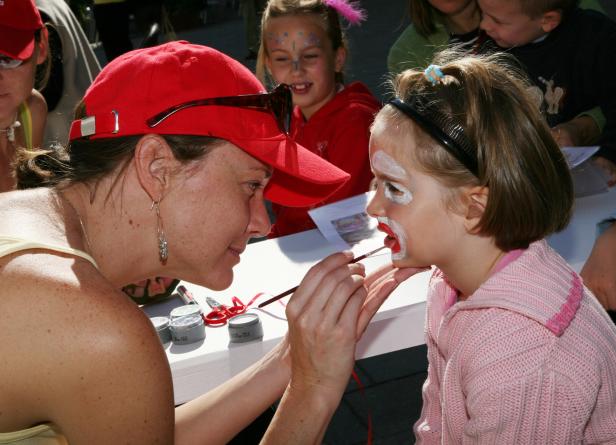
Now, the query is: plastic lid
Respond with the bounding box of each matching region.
[150,316,170,330]
[228,313,260,328]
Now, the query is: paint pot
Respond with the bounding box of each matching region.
[150,316,172,344]
[170,304,201,320]
[228,312,263,343]
[169,314,206,345]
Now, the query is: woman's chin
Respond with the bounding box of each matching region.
[199,270,234,291]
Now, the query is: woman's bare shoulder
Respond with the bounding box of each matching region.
[0,254,174,442]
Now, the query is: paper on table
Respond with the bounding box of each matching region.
[562,146,600,169]
[308,191,384,253]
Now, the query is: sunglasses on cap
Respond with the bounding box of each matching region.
[146,83,293,135]
[0,55,24,70]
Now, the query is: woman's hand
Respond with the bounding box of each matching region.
[356,263,430,338]
[285,251,367,397]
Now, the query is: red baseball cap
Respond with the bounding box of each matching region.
[69,42,349,207]
[0,0,43,60]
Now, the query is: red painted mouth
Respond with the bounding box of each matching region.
[377,222,401,253]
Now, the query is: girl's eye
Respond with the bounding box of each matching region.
[303,53,318,59]
[384,181,403,195]
[274,57,289,63]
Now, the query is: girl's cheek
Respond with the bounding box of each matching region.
[384,182,413,205]
[388,218,408,261]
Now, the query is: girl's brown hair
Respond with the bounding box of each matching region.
[256,0,348,86]
[377,51,573,250]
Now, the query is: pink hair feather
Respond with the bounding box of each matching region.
[323,0,366,25]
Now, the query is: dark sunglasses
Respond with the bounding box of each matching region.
[146,83,293,135]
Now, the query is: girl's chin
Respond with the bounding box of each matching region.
[391,255,428,270]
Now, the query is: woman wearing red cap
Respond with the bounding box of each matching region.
[0,42,420,444]
[0,0,49,192]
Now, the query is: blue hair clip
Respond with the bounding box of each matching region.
[424,65,444,86]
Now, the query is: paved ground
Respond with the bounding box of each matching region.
[91,1,615,443]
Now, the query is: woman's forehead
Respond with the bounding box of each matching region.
[210,142,273,176]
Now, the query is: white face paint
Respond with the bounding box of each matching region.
[371,150,413,205]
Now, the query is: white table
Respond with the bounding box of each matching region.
[143,187,616,405]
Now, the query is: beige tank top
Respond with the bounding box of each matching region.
[0,236,98,444]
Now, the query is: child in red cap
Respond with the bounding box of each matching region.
[0,0,48,192]
[2,41,420,444]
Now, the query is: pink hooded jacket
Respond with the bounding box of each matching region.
[415,240,616,444]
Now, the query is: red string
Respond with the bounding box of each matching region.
[351,369,373,445]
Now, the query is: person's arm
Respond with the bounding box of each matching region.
[581,218,616,310]
[178,252,367,444]
[551,113,601,147]
[458,311,589,443]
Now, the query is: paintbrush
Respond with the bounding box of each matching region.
[257,245,388,308]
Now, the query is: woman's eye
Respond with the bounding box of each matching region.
[247,181,264,193]
[274,57,289,63]
[303,53,318,60]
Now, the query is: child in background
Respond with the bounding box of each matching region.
[368,53,616,442]
[478,0,616,184]
[387,0,482,74]
[387,0,604,75]
[256,0,380,237]
[0,0,48,192]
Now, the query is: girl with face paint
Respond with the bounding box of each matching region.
[367,52,616,443]
[256,0,381,238]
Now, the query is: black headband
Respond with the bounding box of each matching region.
[388,96,478,176]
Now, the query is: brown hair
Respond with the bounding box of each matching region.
[256,0,348,86]
[377,51,573,250]
[14,101,224,196]
[517,0,579,18]
[408,0,440,38]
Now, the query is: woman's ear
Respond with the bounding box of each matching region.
[133,134,177,202]
[463,186,489,234]
[35,27,49,65]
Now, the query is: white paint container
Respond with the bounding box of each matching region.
[169,314,206,345]
[228,313,263,343]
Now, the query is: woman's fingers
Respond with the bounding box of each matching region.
[287,252,364,319]
[356,266,430,338]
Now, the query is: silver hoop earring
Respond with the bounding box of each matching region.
[151,200,168,265]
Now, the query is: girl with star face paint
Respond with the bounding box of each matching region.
[367,51,616,443]
[256,0,381,237]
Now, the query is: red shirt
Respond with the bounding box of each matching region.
[269,82,381,237]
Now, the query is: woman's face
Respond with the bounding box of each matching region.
[366,117,465,270]
[428,0,475,16]
[164,142,272,290]
[0,37,46,124]
[264,14,345,120]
